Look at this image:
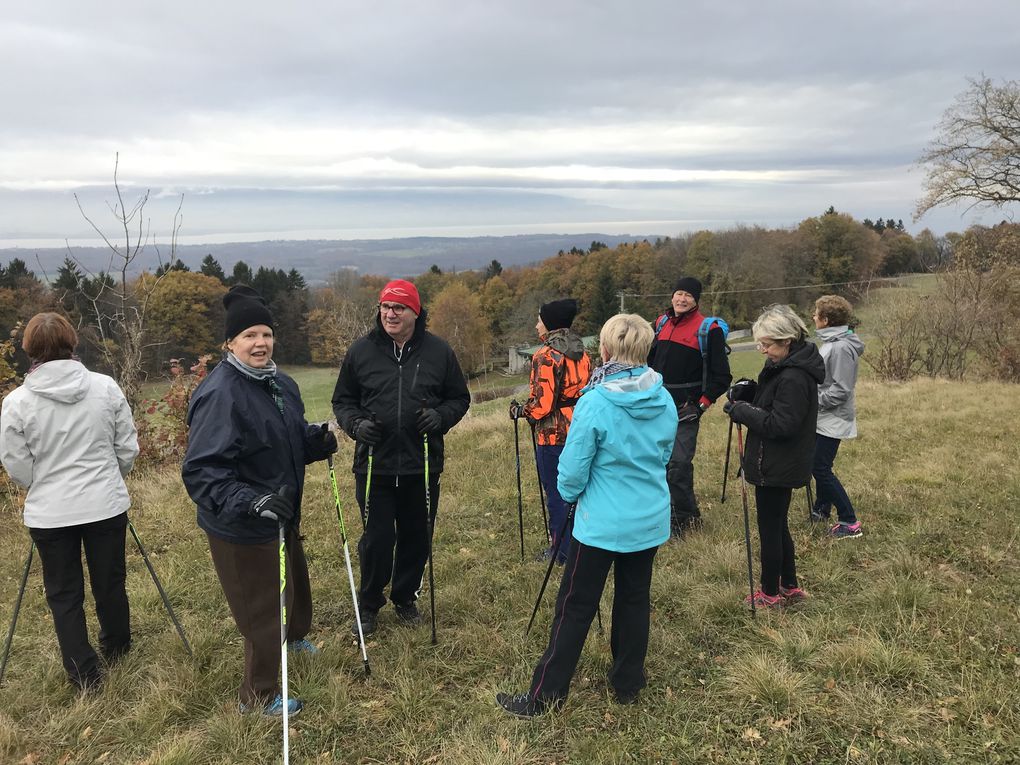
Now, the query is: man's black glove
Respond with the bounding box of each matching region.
[677,401,703,423]
[727,378,757,404]
[250,492,294,523]
[508,400,526,420]
[313,423,338,454]
[723,400,753,421]
[417,407,443,435]
[354,418,382,445]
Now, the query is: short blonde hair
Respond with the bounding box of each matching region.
[752,304,809,343]
[599,313,653,365]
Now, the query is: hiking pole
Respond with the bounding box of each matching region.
[512,415,525,561]
[805,481,815,522]
[278,521,290,764]
[362,445,373,530]
[529,423,550,542]
[424,434,438,645]
[735,425,756,619]
[128,522,193,658]
[526,504,576,637]
[327,455,371,676]
[720,419,734,503]
[0,541,34,686]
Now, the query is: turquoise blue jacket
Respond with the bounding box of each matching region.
[558,366,677,553]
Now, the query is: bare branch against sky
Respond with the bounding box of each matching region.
[1,0,1018,245]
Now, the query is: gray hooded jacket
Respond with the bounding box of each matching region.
[815,326,865,440]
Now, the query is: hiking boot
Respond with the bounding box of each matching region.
[829,521,863,539]
[287,639,320,655]
[613,688,640,705]
[241,693,303,717]
[496,691,557,718]
[744,591,784,609]
[351,609,378,638]
[779,585,810,602]
[394,601,423,626]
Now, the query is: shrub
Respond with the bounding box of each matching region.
[136,355,211,466]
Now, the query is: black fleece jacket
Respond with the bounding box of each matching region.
[331,310,470,476]
[729,340,825,488]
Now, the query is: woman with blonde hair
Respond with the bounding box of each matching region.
[497,313,676,716]
[0,312,139,691]
[724,304,824,608]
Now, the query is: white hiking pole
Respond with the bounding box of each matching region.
[327,455,371,675]
[278,522,290,763]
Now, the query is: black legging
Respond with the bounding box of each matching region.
[754,485,799,596]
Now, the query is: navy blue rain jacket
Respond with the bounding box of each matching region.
[182,361,333,544]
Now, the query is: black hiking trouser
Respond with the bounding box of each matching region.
[529,538,658,704]
[355,473,440,613]
[29,512,131,689]
[667,417,701,529]
[754,485,799,597]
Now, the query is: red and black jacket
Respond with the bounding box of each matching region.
[648,308,732,409]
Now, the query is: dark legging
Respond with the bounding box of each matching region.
[754,485,799,597]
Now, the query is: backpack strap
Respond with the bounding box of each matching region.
[697,317,730,397]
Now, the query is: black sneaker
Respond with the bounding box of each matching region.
[496,691,555,718]
[394,601,423,626]
[351,609,377,638]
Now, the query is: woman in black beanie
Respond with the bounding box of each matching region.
[182,285,338,716]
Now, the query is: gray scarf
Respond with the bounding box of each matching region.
[586,360,639,390]
[224,353,284,414]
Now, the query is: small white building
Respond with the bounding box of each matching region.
[508,336,597,374]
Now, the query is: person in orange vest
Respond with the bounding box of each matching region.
[510,299,592,563]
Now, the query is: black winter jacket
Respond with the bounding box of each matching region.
[729,340,825,488]
[331,311,470,476]
[182,360,334,544]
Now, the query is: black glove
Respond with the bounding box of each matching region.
[677,402,703,423]
[314,423,338,454]
[354,418,382,445]
[508,400,526,420]
[727,378,757,404]
[250,492,294,523]
[417,407,443,435]
[724,400,752,421]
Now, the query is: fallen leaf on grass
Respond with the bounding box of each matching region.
[18,754,40,765]
[497,736,510,753]
[769,717,792,731]
[57,754,73,765]
[96,753,111,763]
[80,727,93,741]
[824,678,836,690]
[741,727,762,743]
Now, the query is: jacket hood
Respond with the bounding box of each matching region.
[591,367,670,420]
[817,325,865,356]
[24,359,92,403]
[771,340,826,384]
[545,327,586,361]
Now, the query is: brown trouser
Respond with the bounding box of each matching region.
[207,528,312,705]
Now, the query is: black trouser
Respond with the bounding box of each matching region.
[812,434,857,524]
[754,485,799,597]
[28,512,131,689]
[667,418,701,528]
[355,472,440,613]
[207,527,312,706]
[529,538,658,704]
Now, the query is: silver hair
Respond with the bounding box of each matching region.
[752,304,809,343]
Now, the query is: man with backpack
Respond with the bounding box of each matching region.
[649,277,732,537]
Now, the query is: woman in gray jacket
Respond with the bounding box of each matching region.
[0,313,139,690]
[810,296,865,539]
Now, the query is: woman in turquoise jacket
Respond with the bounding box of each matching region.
[497,313,677,717]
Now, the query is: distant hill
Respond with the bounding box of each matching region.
[0,233,665,284]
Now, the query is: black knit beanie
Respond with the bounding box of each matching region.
[540,298,578,331]
[673,276,702,303]
[223,285,274,340]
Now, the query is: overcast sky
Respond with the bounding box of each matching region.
[1,0,1018,247]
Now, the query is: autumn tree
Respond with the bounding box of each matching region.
[916,75,1020,219]
[429,281,491,376]
[142,270,226,371]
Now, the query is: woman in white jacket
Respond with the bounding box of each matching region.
[810,296,865,539]
[0,313,139,690]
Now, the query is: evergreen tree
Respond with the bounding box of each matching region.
[200,254,226,282]
[229,260,254,286]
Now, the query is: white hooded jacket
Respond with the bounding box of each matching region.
[0,360,139,528]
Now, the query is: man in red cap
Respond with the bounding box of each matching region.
[331,279,470,637]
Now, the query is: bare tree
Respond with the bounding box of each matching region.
[66,154,183,407]
[916,75,1020,219]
